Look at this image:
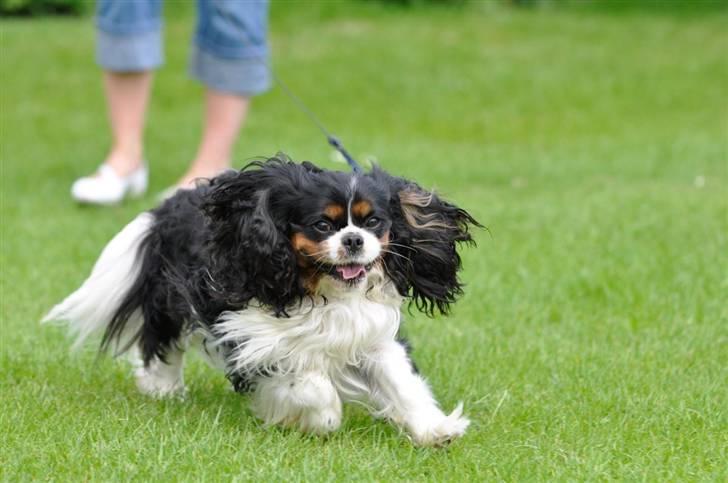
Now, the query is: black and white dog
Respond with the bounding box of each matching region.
[44,155,480,446]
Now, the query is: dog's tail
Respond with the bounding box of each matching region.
[42,213,155,353]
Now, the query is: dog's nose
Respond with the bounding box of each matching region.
[341,233,364,253]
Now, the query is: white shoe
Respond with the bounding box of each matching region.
[71,163,148,205]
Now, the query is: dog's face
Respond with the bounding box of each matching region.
[202,156,479,316]
[290,175,392,287]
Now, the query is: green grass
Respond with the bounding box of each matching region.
[1,1,727,480]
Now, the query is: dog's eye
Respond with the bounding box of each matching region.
[364,217,381,228]
[314,220,333,233]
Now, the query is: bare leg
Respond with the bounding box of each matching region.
[178,89,250,188]
[102,71,152,176]
[362,341,469,446]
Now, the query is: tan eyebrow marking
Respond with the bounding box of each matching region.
[323,203,345,220]
[351,200,373,219]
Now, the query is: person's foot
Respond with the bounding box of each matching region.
[104,150,144,177]
[71,162,148,205]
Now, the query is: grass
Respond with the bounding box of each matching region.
[1,1,727,480]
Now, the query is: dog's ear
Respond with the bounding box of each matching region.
[202,164,301,315]
[372,167,480,316]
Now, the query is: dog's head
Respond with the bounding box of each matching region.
[202,155,480,316]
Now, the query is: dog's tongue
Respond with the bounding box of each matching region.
[337,264,366,280]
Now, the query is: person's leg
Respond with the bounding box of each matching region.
[102,71,153,176]
[179,90,250,186]
[96,0,163,176]
[73,0,163,204]
[178,0,271,188]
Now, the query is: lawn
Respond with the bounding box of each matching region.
[1,1,726,480]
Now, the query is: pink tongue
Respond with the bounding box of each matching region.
[337,264,366,280]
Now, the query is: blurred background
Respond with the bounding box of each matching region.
[1,0,726,480]
[2,0,726,191]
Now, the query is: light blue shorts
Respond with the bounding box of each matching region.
[96,0,270,96]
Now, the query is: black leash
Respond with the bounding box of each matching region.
[265,68,363,174]
[223,7,363,174]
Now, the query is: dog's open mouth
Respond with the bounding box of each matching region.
[324,262,375,284]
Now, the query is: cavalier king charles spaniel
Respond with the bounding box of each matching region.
[44,155,480,446]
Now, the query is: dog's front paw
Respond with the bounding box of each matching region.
[297,406,342,435]
[408,403,470,447]
[134,367,186,399]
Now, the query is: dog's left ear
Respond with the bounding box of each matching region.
[240,189,300,313]
[372,168,481,316]
[201,166,301,316]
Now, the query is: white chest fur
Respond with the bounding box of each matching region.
[195,270,469,446]
[213,270,403,378]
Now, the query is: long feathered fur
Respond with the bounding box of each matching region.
[42,213,154,351]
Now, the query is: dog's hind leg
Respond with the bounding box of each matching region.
[127,262,192,398]
[127,297,191,399]
[130,340,187,399]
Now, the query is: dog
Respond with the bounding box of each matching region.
[44,155,480,446]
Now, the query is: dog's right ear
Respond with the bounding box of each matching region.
[201,164,302,316]
[370,166,481,317]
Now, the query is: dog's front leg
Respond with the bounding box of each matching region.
[363,340,469,446]
[251,371,342,435]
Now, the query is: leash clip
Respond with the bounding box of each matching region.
[328,136,362,173]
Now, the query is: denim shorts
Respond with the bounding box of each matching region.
[96,0,270,96]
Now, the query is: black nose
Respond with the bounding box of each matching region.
[341,233,364,253]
